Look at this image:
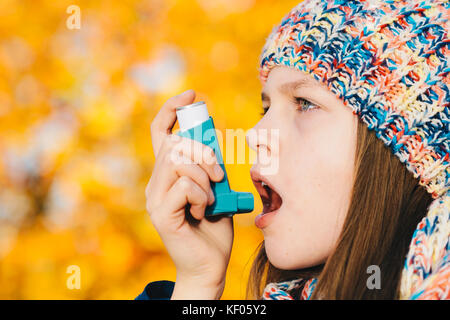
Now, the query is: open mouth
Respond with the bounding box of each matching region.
[250,171,283,215]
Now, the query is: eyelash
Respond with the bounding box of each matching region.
[260,97,318,116]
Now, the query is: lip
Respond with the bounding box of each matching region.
[250,169,283,229]
[254,208,280,229]
[250,170,281,200]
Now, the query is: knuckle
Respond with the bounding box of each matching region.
[162,134,177,151]
[204,145,214,158]
[177,176,191,191]
[164,151,173,164]
[148,211,162,230]
[166,95,178,104]
[205,147,217,165]
[205,145,215,157]
[162,135,172,148]
[147,203,164,229]
[164,150,180,166]
[173,155,184,167]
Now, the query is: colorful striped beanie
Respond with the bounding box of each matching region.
[258,0,449,300]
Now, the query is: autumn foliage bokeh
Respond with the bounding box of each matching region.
[0,0,300,299]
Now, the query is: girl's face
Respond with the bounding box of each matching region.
[247,66,358,270]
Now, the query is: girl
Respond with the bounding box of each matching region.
[138,0,449,300]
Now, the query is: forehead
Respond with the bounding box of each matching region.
[262,66,324,97]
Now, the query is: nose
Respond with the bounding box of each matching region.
[246,109,281,175]
[246,116,272,156]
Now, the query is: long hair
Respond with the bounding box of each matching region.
[246,119,434,299]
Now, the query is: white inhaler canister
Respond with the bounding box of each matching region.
[176,101,209,132]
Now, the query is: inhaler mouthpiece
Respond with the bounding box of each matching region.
[176,101,209,132]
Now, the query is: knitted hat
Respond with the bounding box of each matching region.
[258,0,449,299]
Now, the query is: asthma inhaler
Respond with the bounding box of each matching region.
[176,101,254,217]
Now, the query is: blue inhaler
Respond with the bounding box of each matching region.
[176,101,254,217]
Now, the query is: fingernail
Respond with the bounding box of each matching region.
[180,89,191,96]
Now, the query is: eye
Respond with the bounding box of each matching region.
[260,97,318,116]
[294,97,318,113]
[260,106,269,116]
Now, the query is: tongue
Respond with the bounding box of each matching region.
[262,187,282,214]
[269,188,282,212]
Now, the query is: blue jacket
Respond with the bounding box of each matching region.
[135,280,175,300]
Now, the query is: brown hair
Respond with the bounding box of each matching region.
[246,119,434,299]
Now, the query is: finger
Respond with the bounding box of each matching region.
[156,134,224,183]
[175,156,215,206]
[150,153,215,206]
[151,90,196,158]
[166,135,224,183]
[165,176,208,222]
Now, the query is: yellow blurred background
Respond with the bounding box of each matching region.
[0,0,300,299]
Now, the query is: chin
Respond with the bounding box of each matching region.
[264,240,302,270]
[264,237,327,271]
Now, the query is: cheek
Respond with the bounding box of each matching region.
[290,117,355,224]
[287,115,355,197]
[267,114,356,269]
[283,127,353,200]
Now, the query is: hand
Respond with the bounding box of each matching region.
[145,90,234,299]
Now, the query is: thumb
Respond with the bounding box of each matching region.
[151,89,196,158]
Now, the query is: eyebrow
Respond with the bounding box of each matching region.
[261,78,317,102]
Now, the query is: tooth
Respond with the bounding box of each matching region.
[261,181,268,187]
